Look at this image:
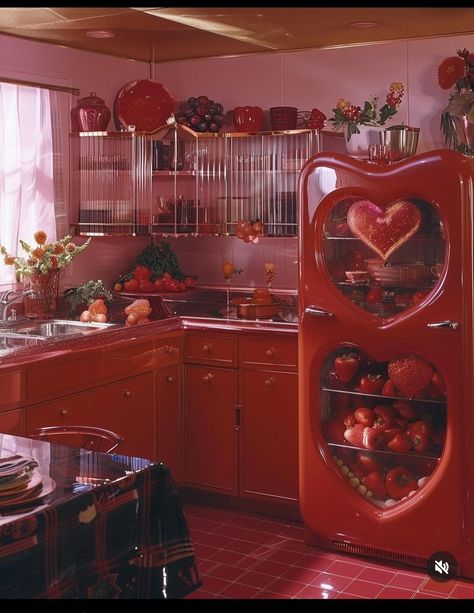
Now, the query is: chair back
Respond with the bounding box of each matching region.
[30,425,124,453]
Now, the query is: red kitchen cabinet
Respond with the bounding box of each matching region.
[156,364,182,481]
[183,363,238,494]
[93,372,154,460]
[0,409,22,435]
[239,368,298,503]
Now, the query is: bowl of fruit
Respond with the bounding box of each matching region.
[176,95,227,133]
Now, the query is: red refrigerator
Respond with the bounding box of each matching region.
[298,149,474,578]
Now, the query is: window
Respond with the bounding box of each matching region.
[0,83,59,284]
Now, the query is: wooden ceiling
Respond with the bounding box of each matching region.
[0,7,474,63]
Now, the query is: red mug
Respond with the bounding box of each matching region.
[233,106,263,132]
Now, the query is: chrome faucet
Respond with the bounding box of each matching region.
[0,289,34,321]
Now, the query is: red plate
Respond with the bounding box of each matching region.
[114,79,176,133]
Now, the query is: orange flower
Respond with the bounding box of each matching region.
[32,247,45,260]
[438,56,465,89]
[33,230,47,245]
[53,243,65,254]
[66,243,76,253]
[50,256,59,268]
[3,255,15,265]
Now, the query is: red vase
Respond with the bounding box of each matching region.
[71,92,111,133]
[233,106,263,132]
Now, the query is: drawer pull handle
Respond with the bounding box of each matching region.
[59,409,70,417]
[266,349,275,358]
[123,389,135,398]
[202,343,212,353]
[166,375,174,383]
[203,373,215,383]
[166,346,175,355]
[265,377,276,387]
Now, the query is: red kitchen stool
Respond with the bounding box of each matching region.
[30,425,124,453]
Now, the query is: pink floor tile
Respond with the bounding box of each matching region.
[324,559,365,579]
[184,503,465,601]
[219,582,262,599]
[265,577,308,597]
[207,563,248,582]
[388,572,425,591]
[356,566,397,585]
[376,586,417,599]
[296,584,340,599]
[342,579,384,598]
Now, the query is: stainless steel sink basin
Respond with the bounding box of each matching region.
[0,318,119,339]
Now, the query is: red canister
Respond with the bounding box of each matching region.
[71,92,111,132]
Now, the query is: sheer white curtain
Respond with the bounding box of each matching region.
[0,83,57,284]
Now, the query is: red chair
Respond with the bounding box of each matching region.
[30,425,124,453]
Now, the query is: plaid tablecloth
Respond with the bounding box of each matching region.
[0,436,201,599]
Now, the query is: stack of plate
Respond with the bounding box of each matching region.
[0,455,54,509]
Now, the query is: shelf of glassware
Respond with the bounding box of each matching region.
[70,131,152,237]
[150,127,320,238]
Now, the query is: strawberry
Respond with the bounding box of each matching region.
[343,414,357,428]
[343,423,365,447]
[387,433,412,453]
[381,379,400,397]
[373,404,397,429]
[334,353,360,383]
[359,373,385,395]
[392,400,417,421]
[362,472,387,498]
[431,371,446,394]
[353,407,375,427]
[362,426,387,450]
[383,427,403,443]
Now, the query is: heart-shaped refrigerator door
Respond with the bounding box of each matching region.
[320,347,446,508]
[322,196,446,318]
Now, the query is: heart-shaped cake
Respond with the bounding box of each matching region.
[347,199,422,260]
[388,354,433,398]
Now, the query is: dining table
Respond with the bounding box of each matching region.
[0,432,201,599]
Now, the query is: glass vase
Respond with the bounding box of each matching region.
[23,269,60,319]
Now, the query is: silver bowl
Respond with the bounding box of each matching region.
[379,125,420,161]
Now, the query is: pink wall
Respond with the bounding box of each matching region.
[2,31,474,292]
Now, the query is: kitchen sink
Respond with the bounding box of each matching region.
[0,318,119,339]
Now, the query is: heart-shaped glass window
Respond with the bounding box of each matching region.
[320,347,446,508]
[322,197,446,317]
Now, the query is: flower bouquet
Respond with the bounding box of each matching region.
[329,82,405,141]
[438,47,474,154]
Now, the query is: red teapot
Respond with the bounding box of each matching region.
[233,106,263,132]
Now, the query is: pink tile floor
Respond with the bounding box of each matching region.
[184,503,474,599]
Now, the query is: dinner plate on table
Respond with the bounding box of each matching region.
[0,471,56,508]
[114,79,176,133]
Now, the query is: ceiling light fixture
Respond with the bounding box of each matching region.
[86,30,115,39]
[349,21,379,29]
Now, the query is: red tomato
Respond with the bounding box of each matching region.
[138,280,155,293]
[154,278,165,292]
[133,265,152,281]
[184,276,196,288]
[123,278,139,292]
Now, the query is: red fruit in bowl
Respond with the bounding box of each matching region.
[386,467,418,500]
[357,452,380,475]
[344,423,365,447]
[362,426,387,450]
[353,407,375,427]
[334,353,359,383]
[387,432,412,453]
[381,379,399,397]
[309,108,327,129]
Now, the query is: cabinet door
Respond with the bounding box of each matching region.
[0,409,22,435]
[183,364,238,494]
[239,368,298,503]
[156,364,181,481]
[92,372,154,460]
[25,392,94,434]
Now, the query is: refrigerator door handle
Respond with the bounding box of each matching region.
[304,305,334,318]
[427,320,459,330]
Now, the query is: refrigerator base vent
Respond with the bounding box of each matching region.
[327,538,427,569]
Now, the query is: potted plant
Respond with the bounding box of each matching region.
[64,279,113,318]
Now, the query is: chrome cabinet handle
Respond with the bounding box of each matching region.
[234,404,241,431]
[123,389,135,398]
[165,375,174,383]
[304,305,334,318]
[265,377,276,387]
[265,348,275,358]
[59,409,69,417]
[427,320,459,330]
[202,343,212,352]
[166,346,175,355]
[203,373,215,383]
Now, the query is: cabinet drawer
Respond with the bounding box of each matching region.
[0,371,24,409]
[25,392,94,434]
[27,355,103,400]
[0,408,22,435]
[184,332,237,366]
[241,334,297,370]
[156,337,180,367]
